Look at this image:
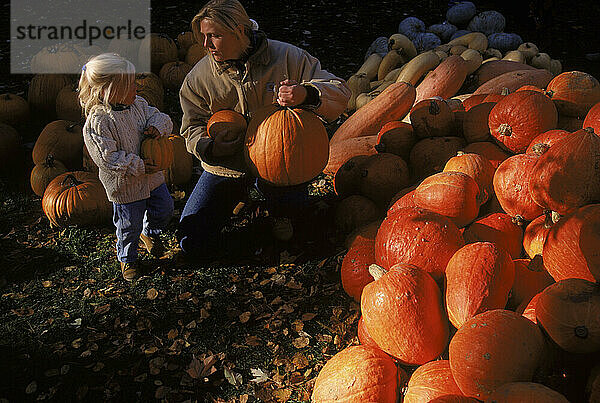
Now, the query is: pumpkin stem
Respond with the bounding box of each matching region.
[512,215,525,227]
[584,127,595,135]
[44,154,55,167]
[551,211,561,224]
[575,326,588,339]
[543,210,554,228]
[61,174,82,188]
[374,143,386,153]
[456,150,465,156]
[428,100,441,115]
[500,87,510,96]
[498,123,512,137]
[368,264,388,281]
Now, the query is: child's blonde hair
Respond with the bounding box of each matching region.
[78,53,136,116]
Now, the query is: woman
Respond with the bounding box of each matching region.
[177,0,350,262]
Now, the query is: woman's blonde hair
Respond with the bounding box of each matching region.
[191,0,252,47]
[78,53,136,116]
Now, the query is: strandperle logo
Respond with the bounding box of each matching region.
[14,20,147,47]
[11,0,151,74]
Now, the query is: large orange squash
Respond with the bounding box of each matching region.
[528,127,600,215]
[375,206,465,282]
[404,360,472,403]
[493,153,544,222]
[449,309,546,400]
[489,90,558,153]
[245,106,329,186]
[445,242,515,329]
[536,278,600,353]
[543,204,600,282]
[311,345,401,402]
[42,171,111,228]
[546,71,600,118]
[361,263,449,366]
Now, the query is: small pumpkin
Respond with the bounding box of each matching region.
[245,105,329,186]
[546,71,600,118]
[42,171,111,227]
[357,153,410,209]
[140,135,174,171]
[159,61,193,91]
[27,74,72,121]
[374,120,416,161]
[135,73,164,110]
[463,212,524,259]
[341,233,376,302]
[444,151,495,205]
[508,257,554,310]
[463,141,510,170]
[0,93,30,128]
[207,109,247,141]
[184,43,208,66]
[410,98,455,138]
[32,120,83,170]
[404,360,471,403]
[333,155,370,198]
[525,129,571,154]
[30,154,68,197]
[409,136,466,180]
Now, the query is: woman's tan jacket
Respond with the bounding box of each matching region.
[179,31,351,177]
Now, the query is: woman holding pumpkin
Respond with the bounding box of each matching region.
[80,53,174,281]
[177,0,350,261]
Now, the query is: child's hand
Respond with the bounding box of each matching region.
[143,159,161,174]
[143,126,161,138]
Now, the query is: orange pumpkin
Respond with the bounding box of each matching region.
[311,345,401,403]
[356,316,380,350]
[523,213,552,259]
[444,151,495,205]
[357,153,410,209]
[414,171,480,228]
[0,93,30,128]
[404,360,472,403]
[386,186,417,215]
[543,204,600,282]
[410,98,455,138]
[583,100,600,133]
[489,90,558,153]
[508,257,554,310]
[409,136,466,180]
[463,212,524,259]
[462,93,489,111]
[361,263,449,366]
[42,171,111,227]
[341,235,376,302]
[375,206,465,281]
[165,135,193,188]
[493,153,544,222]
[27,74,71,121]
[528,127,600,215]
[462,101,496,143]
[140,135,174,171]
[245,106,329,186]
[445,242,515,329]
[374,120,416,160]
[525,128,571,154]
[536,278,600,353]
[32,120,83,170]
[449,309,546,400]
[207,109,247,141]
[463,141,510,170]
[30,154,68,197]
[546,71,600,117]
[135,72,164,110]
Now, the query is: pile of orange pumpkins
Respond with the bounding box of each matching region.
[312,24,600,403]
[0,31,201,227]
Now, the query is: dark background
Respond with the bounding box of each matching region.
[1,0,600,95]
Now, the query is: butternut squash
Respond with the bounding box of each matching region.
[357,53,383,81]
[461,49,483,75]
[387,33,417,60]
[395,51,441,86]
[447,32,488,52]
[378,50,406,81]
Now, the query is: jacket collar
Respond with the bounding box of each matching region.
[211,30,269,75]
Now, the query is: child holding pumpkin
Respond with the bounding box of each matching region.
[79,53,174,281]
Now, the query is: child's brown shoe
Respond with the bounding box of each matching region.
[120,261,140,281]
[140,233,165,258]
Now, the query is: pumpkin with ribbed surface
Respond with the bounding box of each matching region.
[543,204,600,282]
[444,151,495,205]
[311,345,401,403]
[449,309,546,400]
[414,171,480,228]
[409,136,466,180]
[485,382,570,402]
[140,135,174,171]
[493,153,544,222]
[42,171,111,228]
[245,106,329,186]
[404,360,471,403]
[0,93,30,127]
[528,127,600,215]
[207,109,247,141]
[463,141,510,170]
[374,121,416,160]
[27,74,71,121]
[341,235,376,302]
[525,129,571,154]
[536,278,600,353]
[32,120,83,170]
[30,154,68,197]
[489,90,558,153]
[546,71,600,118]
[445,242,515,329]
[375,206,464,281]
[463,213,524,259]
[361,263,449,366]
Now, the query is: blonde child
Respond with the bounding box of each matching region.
[79,53,174,281]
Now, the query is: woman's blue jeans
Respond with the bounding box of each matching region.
[177,171,310,259]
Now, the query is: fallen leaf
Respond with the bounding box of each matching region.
[239,312,251,323]
[146,288,158,300]
[167,329,178,339]
[93,304,110,315]
[273,388,291,402]
[144,346,158,355]
[250,368,269,383]
[25,381,37,394]
[11,308,34,317]
[223,367,243,387]
[302,313,316,321]
[179,292,192,300]
[292,353,309,369]
[292,336,309,349]
[186,356,203,380]
[42,280,52,288]
[245,335,261,346]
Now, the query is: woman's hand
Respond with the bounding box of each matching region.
[276,79,307,107]
[143,126,161,138]
[211,129,245,158]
